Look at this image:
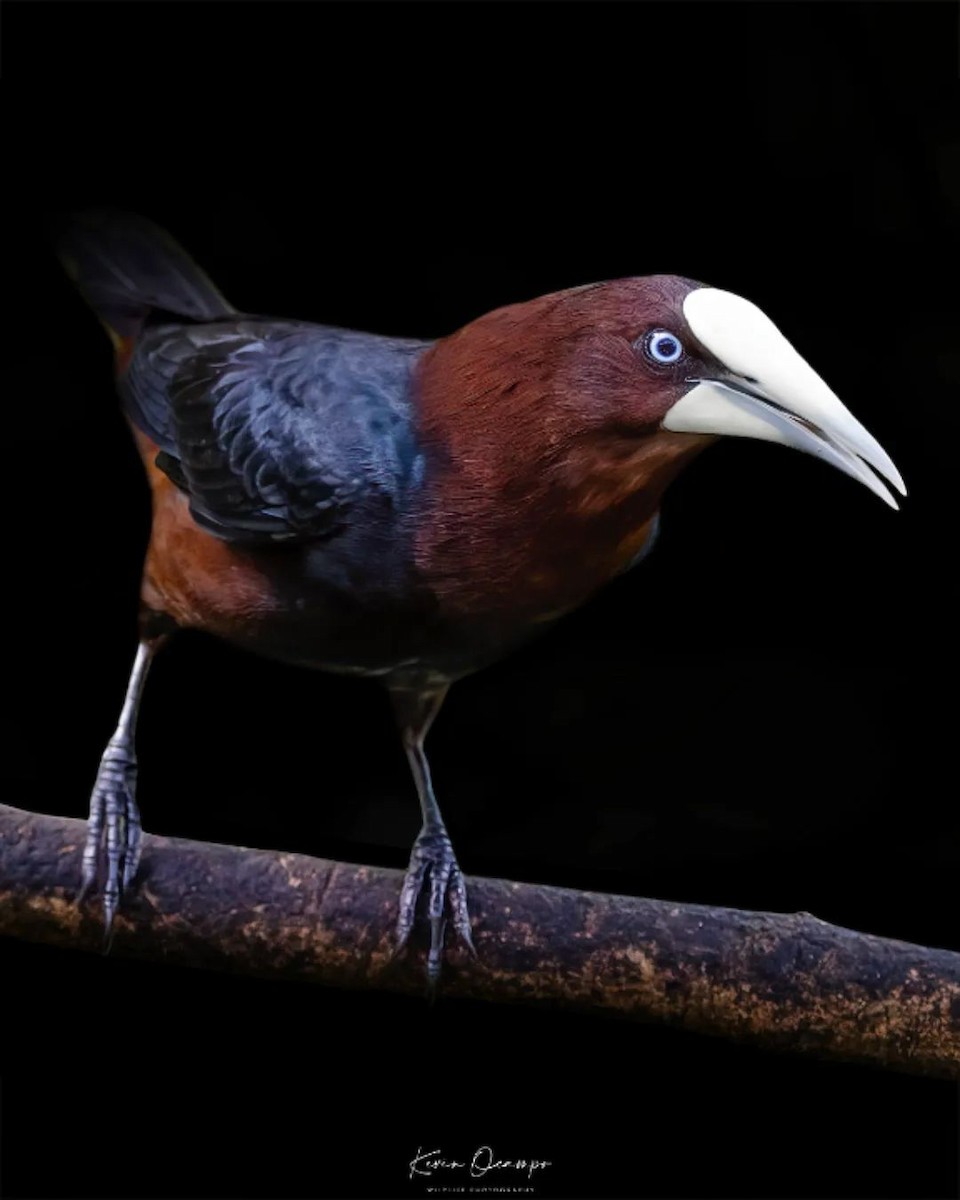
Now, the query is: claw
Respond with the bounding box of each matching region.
[395,824,475,984]
[426,915,447,984]
[123,804,142,888]
[80,739,142,942]
[394,854,429,956]
[447,865,476,955]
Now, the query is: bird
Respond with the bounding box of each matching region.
[56,211,905,984]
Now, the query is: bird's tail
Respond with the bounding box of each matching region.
[55,210,238,362]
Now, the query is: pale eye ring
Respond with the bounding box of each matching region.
[641,329,684,365]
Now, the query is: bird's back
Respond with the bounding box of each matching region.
[125,317,430,541]
[121,318,450,676]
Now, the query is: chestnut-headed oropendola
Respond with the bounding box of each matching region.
[57,212,905,983]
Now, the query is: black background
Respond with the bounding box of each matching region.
[3,3,959,1198]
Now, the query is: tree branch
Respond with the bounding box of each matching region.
[1,802,956,1079]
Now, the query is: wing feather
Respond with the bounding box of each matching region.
[121,321,429,543]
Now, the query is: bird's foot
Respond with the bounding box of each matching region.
[395,824,475,988]
[78,737,142,947]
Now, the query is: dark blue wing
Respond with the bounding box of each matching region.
[122,320,430,543]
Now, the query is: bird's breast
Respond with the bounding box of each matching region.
[409,493,663,631]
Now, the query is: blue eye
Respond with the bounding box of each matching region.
[642,329,684,365]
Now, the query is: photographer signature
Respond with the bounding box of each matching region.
[409,1146,552,1181]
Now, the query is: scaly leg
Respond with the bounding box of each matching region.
[80,637,164,943]
[391,685,475,985]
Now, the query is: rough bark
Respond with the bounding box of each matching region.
[1,802,957,1079]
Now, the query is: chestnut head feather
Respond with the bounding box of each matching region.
[413,274,904,624]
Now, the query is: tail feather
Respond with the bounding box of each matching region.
[55,210,237,348]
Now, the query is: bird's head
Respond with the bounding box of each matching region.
[530,274,906,509]
[416,275,905,616]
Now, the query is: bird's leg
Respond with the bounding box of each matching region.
[391,685,475,985]
[80,637,164,945]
